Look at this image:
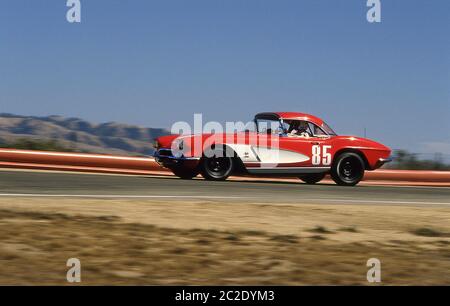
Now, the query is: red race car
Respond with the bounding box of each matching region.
[154,112,391,186]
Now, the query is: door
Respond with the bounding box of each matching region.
[245,120,332,174]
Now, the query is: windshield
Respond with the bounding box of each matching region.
[321,122,337,136]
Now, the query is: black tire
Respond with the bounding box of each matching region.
[200,149,234,181]
[299,173,326,184]
[331,152,365,186]
[170,167,199,179]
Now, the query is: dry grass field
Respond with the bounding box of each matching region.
[0,197,449,285]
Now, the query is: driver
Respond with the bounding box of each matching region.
[288,121,311,138]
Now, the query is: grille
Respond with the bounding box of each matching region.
[158,149,173,157]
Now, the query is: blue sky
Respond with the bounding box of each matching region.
[0,0,449,155]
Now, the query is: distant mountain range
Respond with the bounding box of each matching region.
[0,113,169,156]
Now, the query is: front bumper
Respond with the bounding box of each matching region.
[153,149,200,167]
[375,157,393,169]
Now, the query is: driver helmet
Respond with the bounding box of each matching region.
[298,121,309,133]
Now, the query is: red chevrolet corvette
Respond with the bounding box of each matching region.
[154,112,391,186]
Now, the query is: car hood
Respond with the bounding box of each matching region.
[333,135,390,151]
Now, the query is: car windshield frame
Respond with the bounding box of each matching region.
[321,122,337,136]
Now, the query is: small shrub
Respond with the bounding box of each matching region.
[411,227,445,237]
[309,235,327,241]
[224,234,240,241]
[309,226,334,234]
[269,235,299,244]
[339,226,359,233]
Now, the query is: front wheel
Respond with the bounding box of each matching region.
[331,152,365,186]
[200,150,234,181]
[299,173,326,184]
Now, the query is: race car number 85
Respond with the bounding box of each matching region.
[312,145,332,166]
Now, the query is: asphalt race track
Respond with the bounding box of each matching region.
[1,169,450,207]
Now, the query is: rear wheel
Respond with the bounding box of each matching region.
[331,152,365,186]
[170,167,199,180]
[299,173,326,184]
[200,149,234,181]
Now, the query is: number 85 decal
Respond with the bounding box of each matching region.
[312,145,332,166]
